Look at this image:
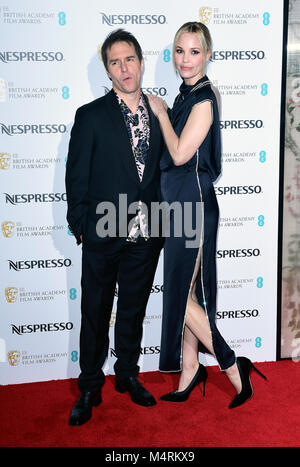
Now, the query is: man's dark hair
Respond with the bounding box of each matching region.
[101,29,143,70]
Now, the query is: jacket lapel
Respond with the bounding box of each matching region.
[104,90,140,185]
[104,89,160,189]
[141,93,160,189]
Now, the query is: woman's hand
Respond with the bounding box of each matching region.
[149,99,212,166]
[146,94,168,117]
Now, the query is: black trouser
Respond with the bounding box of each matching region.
[78,237,162,393]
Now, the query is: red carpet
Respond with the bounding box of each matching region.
[0,360,299,447]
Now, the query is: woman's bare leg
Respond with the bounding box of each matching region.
[177,325,199,391]
[179,294,242,394]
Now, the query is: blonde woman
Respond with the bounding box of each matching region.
[148,22,266,408]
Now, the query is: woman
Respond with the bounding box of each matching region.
[147,22,266,408]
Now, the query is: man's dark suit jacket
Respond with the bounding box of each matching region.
[65,89,163,248]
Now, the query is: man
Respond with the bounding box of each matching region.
[66,29,163,426]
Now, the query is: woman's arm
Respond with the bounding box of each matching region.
[147,95,212,166]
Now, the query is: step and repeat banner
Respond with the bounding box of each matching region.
[281,0,300,361]
[0,0,285,384]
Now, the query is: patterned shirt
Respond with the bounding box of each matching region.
[115,91,150,242]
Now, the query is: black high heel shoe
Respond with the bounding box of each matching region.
[160,364,207,402]
[228,356,267,409]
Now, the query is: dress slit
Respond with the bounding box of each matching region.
[158,75,236,373]
[179,150,216,368]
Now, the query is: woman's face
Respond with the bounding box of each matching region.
[174,32,210,85]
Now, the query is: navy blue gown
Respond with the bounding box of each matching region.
[159,75,236,372]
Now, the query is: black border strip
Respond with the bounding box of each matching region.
[276,0,289,361]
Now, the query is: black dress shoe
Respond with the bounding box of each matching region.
[160,364,207,402]
[228,357,267,409]
[115,376,156,407]
[68,391,102,426]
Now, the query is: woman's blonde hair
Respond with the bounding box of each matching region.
[172,22,212,72]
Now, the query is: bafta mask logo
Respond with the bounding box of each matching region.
[1,221,15,238]
[109,310,116,328]
[0,79,6,102]
[199,7,212,25]
[0,152,11,170]
[97,44,103,61]
[8,350,20,367]
[5,287,18,303]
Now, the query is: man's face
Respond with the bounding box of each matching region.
[106,41,144,97]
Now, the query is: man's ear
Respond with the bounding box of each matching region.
[106,69,112,81]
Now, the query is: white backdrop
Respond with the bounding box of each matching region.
[0,0,284,384]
